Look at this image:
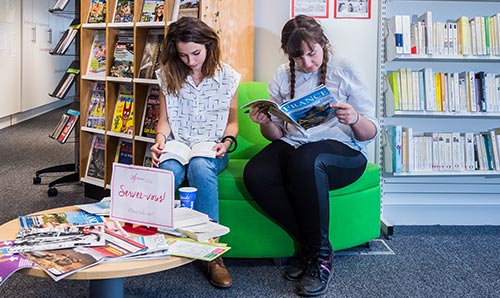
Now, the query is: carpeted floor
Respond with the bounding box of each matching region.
[1,106,500,298]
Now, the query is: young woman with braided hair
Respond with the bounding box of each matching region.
[243,15,379,296]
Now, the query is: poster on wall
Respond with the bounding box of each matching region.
[291,0,329,19]
[334,0,370,19]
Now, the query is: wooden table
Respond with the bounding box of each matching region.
[0,206,194,298]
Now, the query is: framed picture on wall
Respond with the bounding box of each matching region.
[334,0,370,19]
[291,0,329,19]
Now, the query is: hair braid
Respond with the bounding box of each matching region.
[289,59,296,99]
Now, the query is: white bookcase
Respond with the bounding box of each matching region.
[379,0,500,225]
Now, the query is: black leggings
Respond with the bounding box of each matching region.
[243,139,367,251]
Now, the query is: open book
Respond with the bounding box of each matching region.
[159,140,216,165]
[241,85,337,131]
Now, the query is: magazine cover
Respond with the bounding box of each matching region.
[113,0,134,23]
[138,29,164,79]
[0,241,37,286]
[86,82,106,130]
[86,135,106,181]
[87,30,106,77]
[22,247,105,281]
[115,139,133,165]
[10,225,105,253]
[19,211,104,229]
[110,31,134,78]
[88,229,147,259]
[88,0,106,23]
[140,0,164,22]
[143,143,153,167]
[111,84,135,134]
[140,85,161,138]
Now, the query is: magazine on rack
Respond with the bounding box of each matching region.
[241,85,337,131]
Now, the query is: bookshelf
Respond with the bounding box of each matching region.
[78,0,254,198]
[379,0,500,224]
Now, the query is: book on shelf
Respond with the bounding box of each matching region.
[159,140,216,165]
[52,109,80,144]
[87,0,106,24]
[49,19,80,55]
[115,139,133,165]
[111,83,134,134]
[138,29,164,80]
[85,135,106,182]
[113,0,134,23]
[0,241,37,287]
[384,125,403,173]
[240,85,337,131]
[49,0,70,12]
[179,0,199,18]
[110,30,134,78]
[140,0,165,22]
[22,247,105,281]
[140,85,161,138]
[86,30,106,77]
[143,143,153,167]
[50,60,80,99]
[85,81,106,130]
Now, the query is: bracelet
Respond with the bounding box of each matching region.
[156,132,168,143]
[350,112,360,126]
[220,135,237,153]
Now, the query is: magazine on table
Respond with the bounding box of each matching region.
[9,225,106,254]
[18,211,105,230]
[165,238,230,261]
[21,247,105,281]
[241,85,337,131]
[0,241,38,286]
[87,228,148,260]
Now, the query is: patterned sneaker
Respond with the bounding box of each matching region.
[296,254,333,296]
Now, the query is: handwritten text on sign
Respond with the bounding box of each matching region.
[110,163,174,228]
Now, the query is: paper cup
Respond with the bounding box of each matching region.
[179,187,197,209]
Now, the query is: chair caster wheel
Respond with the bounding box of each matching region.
[48,187,58,197]
[33,176,41,184]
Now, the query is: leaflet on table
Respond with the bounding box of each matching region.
[240,85,337,131]
[165,238,230,261]
[21,247,105,281]
[9,225,106,253]
[116,234,170,261]
[75,197,111,216]
[0,240,37,286]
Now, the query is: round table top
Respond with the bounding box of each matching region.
[0,206,194,280]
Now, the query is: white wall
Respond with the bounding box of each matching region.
[254,0,381,161]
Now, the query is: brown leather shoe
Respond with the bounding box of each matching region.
[208,257,232,288]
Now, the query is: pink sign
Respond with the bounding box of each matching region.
[110,163,175,229]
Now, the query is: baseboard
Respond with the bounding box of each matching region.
[0,100,72,130]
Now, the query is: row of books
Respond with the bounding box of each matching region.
[49,109,80,144]
[87,0,199,25]
[49,19,80,56]
[85,82,160,138]
[86,28,164,80]
[49,60,80,100]
[386,12,500,60]
[384,125,500,174]
[386,68,500,114]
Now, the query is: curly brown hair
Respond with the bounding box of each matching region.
[159,17,222,96]
[281,15,330,99]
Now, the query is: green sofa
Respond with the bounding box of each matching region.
[218,82,381,258]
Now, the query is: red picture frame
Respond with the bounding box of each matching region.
[334,0,371,19]
[291,0,330,19]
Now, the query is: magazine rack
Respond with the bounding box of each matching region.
[33,103,81,197]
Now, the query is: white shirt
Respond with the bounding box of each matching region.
[156,63,241,147]
[268,57,379,158]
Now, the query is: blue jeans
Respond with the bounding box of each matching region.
[158,155,229,222]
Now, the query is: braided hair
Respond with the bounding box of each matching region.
[280,15,330,99]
